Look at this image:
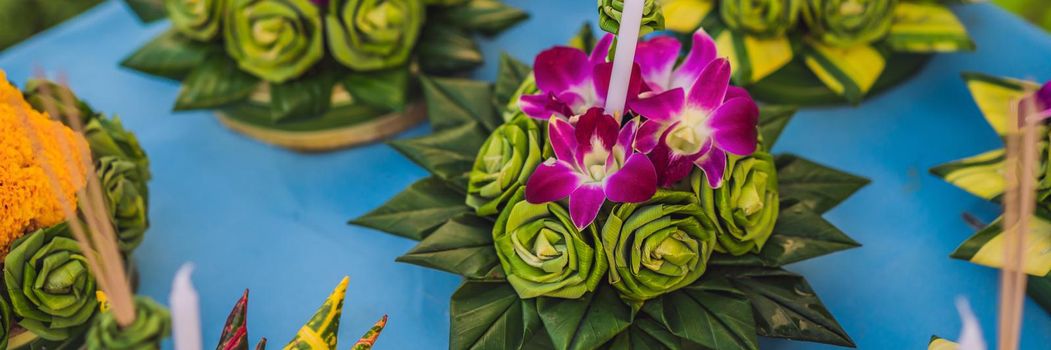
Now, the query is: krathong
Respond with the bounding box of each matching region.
[354,12,870,348]
[656,0,975,105]
[122,0,527,151]
[0,70,164,349]
[930,73,1051,314]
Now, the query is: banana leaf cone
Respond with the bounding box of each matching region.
[218,290,251,350]
[85,296,171,350]
[350,315,388,350]
[283,277,349,349]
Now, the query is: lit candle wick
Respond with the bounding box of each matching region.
[604,0,645,118]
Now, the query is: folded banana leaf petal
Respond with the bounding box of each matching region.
[85,296,171,350]
[122,0,167,22]
[217,290,250,350]
[350,315,388,350]
[950,214,1051,277]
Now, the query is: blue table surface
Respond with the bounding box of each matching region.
[2,1,1050,349]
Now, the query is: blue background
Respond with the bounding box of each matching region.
[1,1,1050,349]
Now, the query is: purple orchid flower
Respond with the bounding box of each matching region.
[525,108,658,229]
[631,30,760,188]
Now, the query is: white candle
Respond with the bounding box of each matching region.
[604,0,645,118]
[171,263,202,350]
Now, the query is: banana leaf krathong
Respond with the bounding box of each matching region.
[931,72,1051,313]
[122,0,528,151]
[353,26,870,349]
[656,0,974,105]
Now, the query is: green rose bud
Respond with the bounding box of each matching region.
[466,115,543,216]
[802,0,897,47]
[326,0,424,71]
[601,190,717,302]
[721,0,802,37]
[598,0,665,36]
[85,296,171,350]
[166,0,227,41]
[84,117,150,175]
[493,190,608,299]
[694,152,780,256]
[97,156,149,252]
[502,75,538,122]
[4,224,98,341]
[224,0,324,83]
[22,79,97,123]
[0,297,10,350]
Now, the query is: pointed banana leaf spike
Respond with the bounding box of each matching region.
[218,289,251,350]
[351,315,388,350]
[283,277,349,350]
[255,338,267,350]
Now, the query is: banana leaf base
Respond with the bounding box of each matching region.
[215,100,426,153]
[747,54,932,106]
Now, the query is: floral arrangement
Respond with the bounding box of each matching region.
[353,24,870,349]
[0,70,167,349]
[210,277,387,350]
[122,0,527,151]
[651,0,974,105]
[930,73,1051,314]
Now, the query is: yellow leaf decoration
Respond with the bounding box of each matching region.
[928,336,959,350]
[803,41,885,102]
[963,73,1040,136]
[716,30,794,85]
[968,215,1051,276]
[886,2,974,53]
[284,277,349,350]
[659,0,713,33]
[931,149,1007,201]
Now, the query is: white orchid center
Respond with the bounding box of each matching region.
[666,108,713,156]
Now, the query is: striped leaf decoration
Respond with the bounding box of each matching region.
[351,315,388,350]
[963,73,1040,136]
[886,2,974,53]
[284,277,348,350]
[930,149,1007,201]
[802,41,886,103]
[927,335,959,350]
[659,0,714,33]
[715,29,795,85]
[950,213,1051,277]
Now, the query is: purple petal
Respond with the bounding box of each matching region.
[548,116,578,161]
[590,34,615,66]
[687,58,731,112]
[535,47,591,94]
[636,36,682,91]
[617,117,640,151]
[574,109,619,161]
[525,159,582,203]
[725,86,751,101]
[709,97,759,155]
[594,63,644,109]
[694,147,727,188]
[569,184,606,229]
[519,93,572,120]
[605,153,657,202]
[634,120,665,154]
[628,88,685,122]
[650,134,704,187]
[671,29,717,90]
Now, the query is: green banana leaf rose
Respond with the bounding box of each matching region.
[466,115,544,216]
[0,297,10,349]
[224,0,324,83]
[166,0,227,41]
[326,0,424,71]
[598,0,664,35]
[493,190,608,299]
[85,296,171,350]
[802,0,896,47]
[721,0,802,37]
[601,190,717,302]
[4,224,97,341]
[23,79,97,123]
[694,152,779,256]
[84,117,150,176]
[97,156,149,252]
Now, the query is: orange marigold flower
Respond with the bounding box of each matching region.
[0,70,89,255]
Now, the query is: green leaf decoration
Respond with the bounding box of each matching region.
[268,72,338,122]
[775,154,870,214]
[284,277,348,349]
[435,0,529,36]
[325,0,424,72]
[757,105,796,150]
[350,176,469,241]
[450,281,543,350]
[568,23,597,53]
[536,284,634,350]
[930,149,1006,202]
[492,54,532,113]
[417,24,483,74]
[598,0,665,36]
[725,267,855,347]
[389,122,488,190]
[85,296,170,350]
[1029,273,1051,313]
[421,76,500,132]
[604,317,683,350]
[175,54,260,111]
[122,0,167,22]
[758,202,861,266]
[343,67,411,113]
[950,213,1051,277]
[397,214,503,280]
[642,277,758,350]
[885,2,974,53]
[121,30,214,80]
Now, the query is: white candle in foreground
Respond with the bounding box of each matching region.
[171,263,202,350]
[604,0,645,118]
